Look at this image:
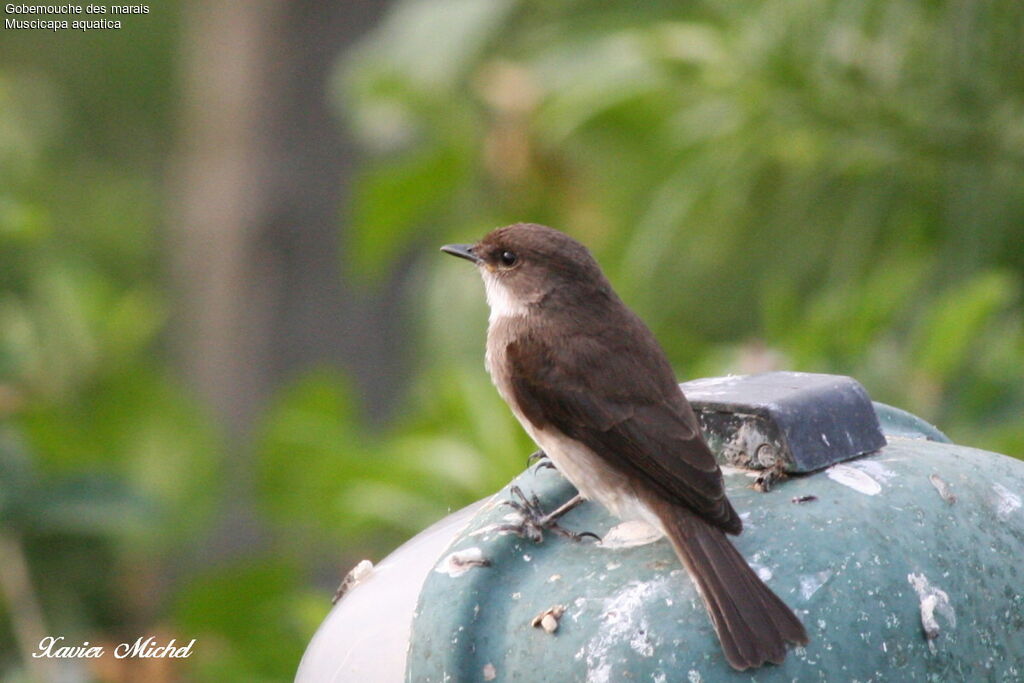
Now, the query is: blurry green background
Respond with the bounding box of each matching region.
[1,0,1022,680]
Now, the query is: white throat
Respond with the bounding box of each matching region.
[482,271,529,325]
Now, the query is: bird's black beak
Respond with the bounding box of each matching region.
[440,243,481,264]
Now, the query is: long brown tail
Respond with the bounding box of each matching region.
[649,498,809,670]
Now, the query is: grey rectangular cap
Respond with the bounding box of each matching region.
[681,371,886,473]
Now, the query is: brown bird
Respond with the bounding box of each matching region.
[442,223,808,670]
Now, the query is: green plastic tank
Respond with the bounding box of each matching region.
[297,373,1024,681]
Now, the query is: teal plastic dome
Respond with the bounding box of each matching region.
[297,373,1024,681]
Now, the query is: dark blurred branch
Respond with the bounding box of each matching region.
[170,0,395,565]
[171,0,402,445]
[172,0,281,444]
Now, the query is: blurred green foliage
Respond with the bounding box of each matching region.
[319,0,1024,630]
[1,0,1023,680]
[0,10,239,681]
[335,0,1024,465]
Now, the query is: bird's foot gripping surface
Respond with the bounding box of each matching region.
[497,485,599,543]
[527,449,556,473]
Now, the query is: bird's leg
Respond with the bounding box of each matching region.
[527,449,556,473]
[497,486,599,543]
[541,494,588,529]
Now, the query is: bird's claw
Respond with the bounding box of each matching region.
[499,486,599,544]
[528,450,557,474]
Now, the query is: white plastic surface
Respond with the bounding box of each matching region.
[295,500,485,682]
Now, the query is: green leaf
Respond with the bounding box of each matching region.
[348,0,517,93]
[348,142,470,278]
[174,560,307,682]
[24,474,154,537]
[256,370,367,538]
[913,270,1018,379]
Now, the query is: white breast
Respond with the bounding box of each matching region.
[483,273,529,325]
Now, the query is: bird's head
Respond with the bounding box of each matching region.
[441,223,608,319]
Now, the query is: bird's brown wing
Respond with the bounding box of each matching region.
[506,328,742,534]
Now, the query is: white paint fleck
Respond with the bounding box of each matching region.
[599,520,663,549]
[827,464,882,495]
[720,465,760,478]
[849,459,898,483]
[590,661,612,682]
[548,574,562,582]
[821,433,831,447]
[928,474,957,504]
[992,483,1021,520]
[687,669,703,683]
[347,559,373,582]
[629,629,655,657]
[435,547,489,577]
[511,592,521,600]
[570,597,588,623]
[908,573,956,651]
[582,579,670,682]
[750,563,773,582]
[482,663,496,681]
[799,569,833,600]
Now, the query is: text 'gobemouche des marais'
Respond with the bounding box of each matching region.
[5,4,150,31]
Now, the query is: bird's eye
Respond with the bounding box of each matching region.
[499,250,518,267]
